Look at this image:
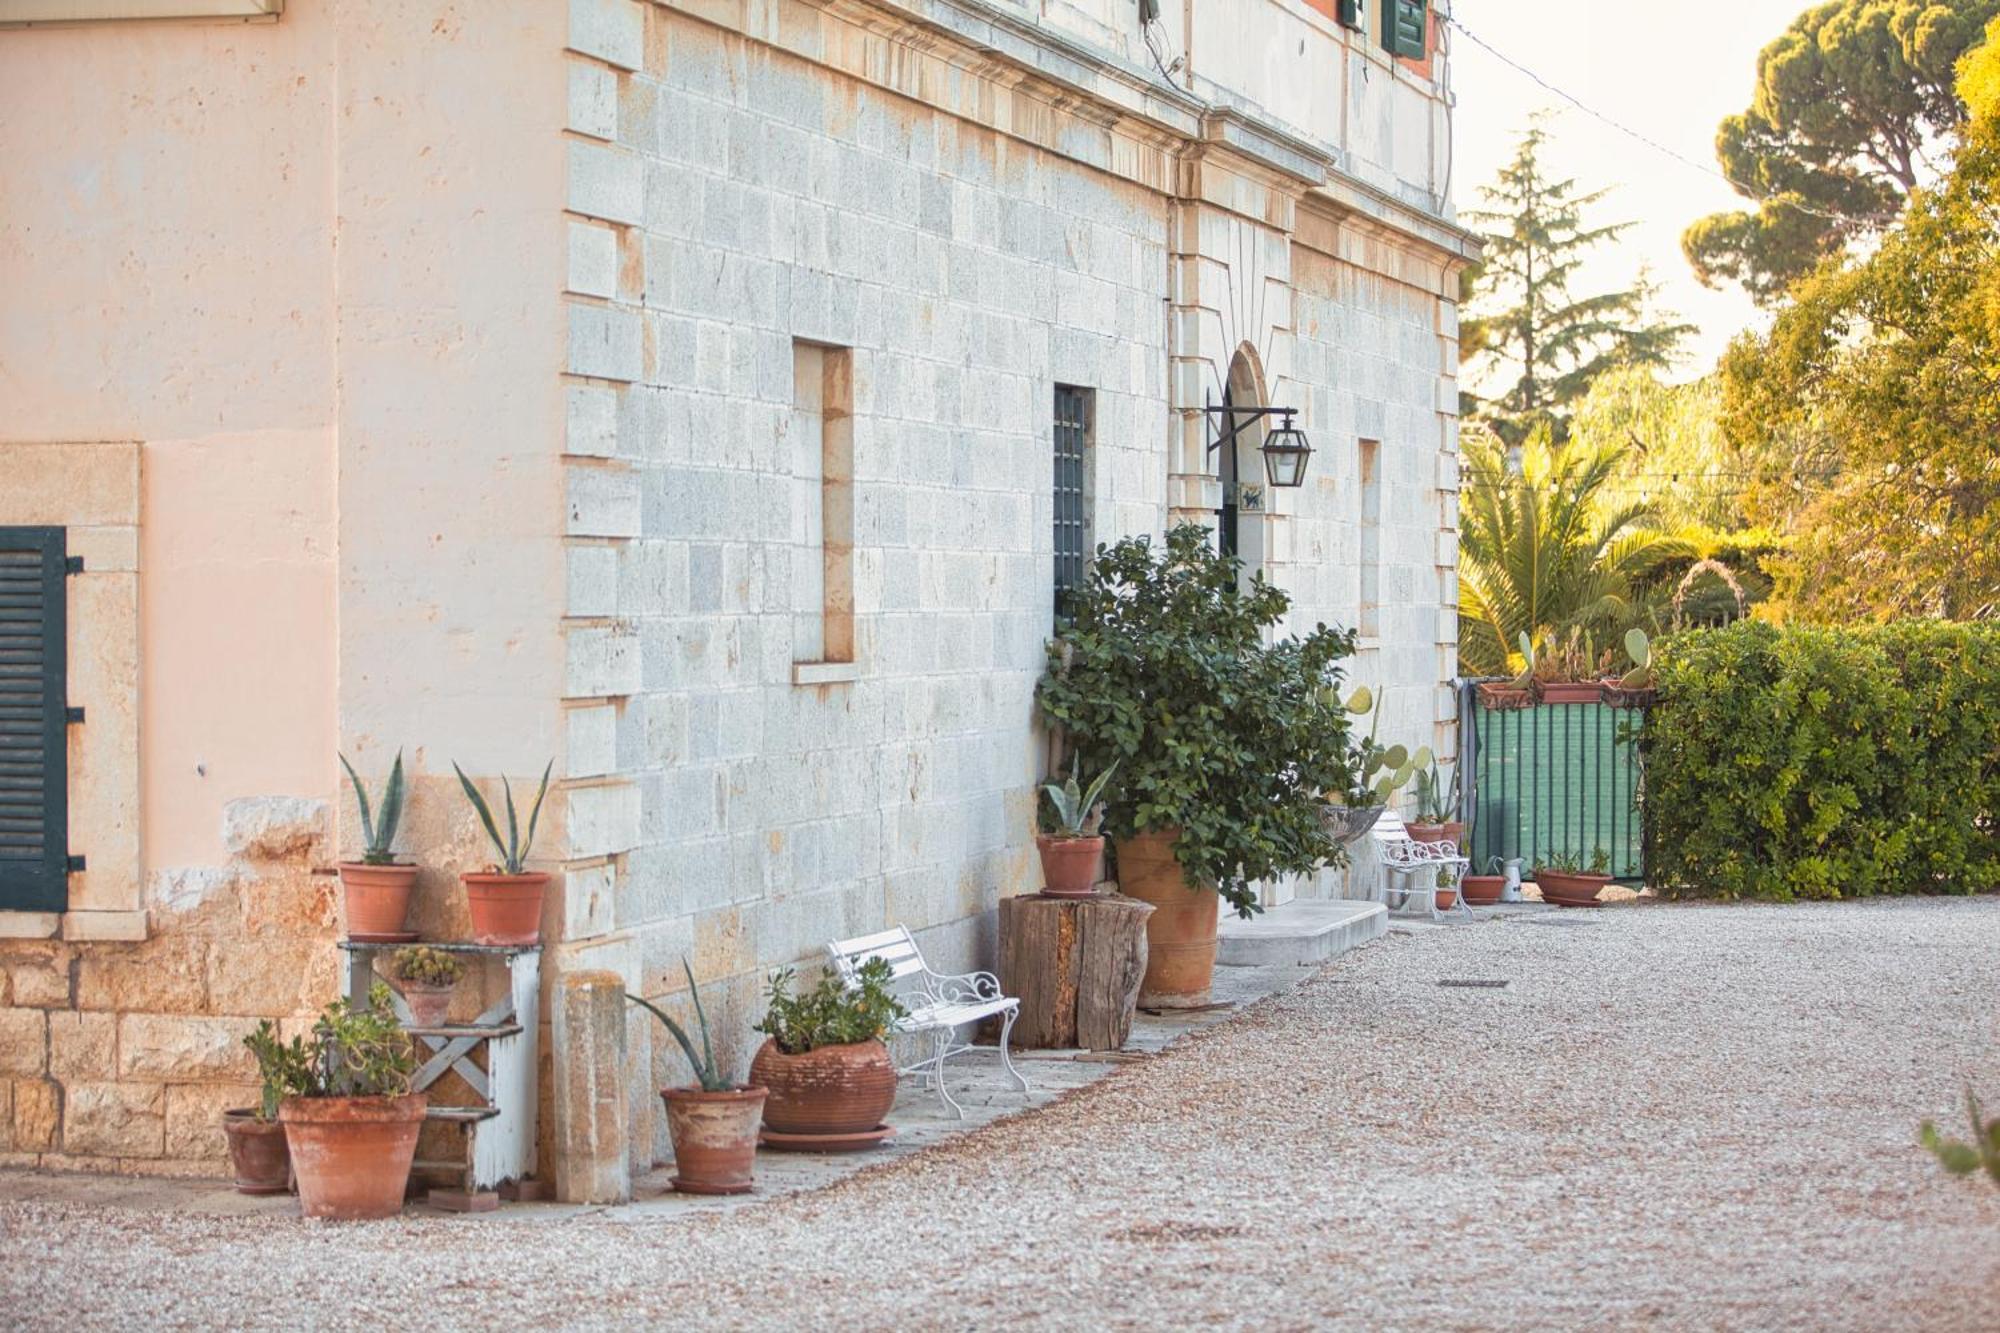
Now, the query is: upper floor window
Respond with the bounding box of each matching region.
[1053,385,1093,609]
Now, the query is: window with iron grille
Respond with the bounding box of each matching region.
[1052,386,1093,608]
[0,527,68,913]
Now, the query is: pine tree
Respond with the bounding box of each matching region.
[1461,122,1694,442]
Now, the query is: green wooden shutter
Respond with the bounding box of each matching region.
[1338,0,1364,31]
[1382,0,1426,59]
[0,527,69,913]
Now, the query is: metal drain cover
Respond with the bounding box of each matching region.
[1438,979,1509,989]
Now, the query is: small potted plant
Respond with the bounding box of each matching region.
[1475,632,1537,710]
[1406,761,1464,845]
[1461,854,1508,907]
[1601,628,1658,709]
[1433,863,1460,911]
[628,959,766,1195]
[453,760,553,946]
[276,983,425,1219]
[337,750,415,939]
[225,1020,306,1195]
[1535,627,1614,704]
[388,945,463,1028]
[1535,846,1613,907]
[748,958,908,1146]
[1036,760,1117,896]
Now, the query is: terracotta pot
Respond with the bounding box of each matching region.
[1538,681,1604,705]
[462,871,548,945]
[398,980,455,1028]
[1436,884,1458,911]
[749,1037,896,1135]
[337,863,418,938]
[1477,682,1532,711]
[1602,684,1657,710]
[1113,829,1218,1009]
[1536,869,1613,908]
[1460,874,1506,906]
[1407,822,1448,844]
[662,1085,768,1195]
[279,1093,426,1220]
[221,1110,291,1195]
[1035,834,1104,897]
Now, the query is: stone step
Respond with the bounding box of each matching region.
[1215,899,1387,968]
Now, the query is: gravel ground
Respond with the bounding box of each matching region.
[6,897,2000,1330]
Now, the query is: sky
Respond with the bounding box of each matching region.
[1446,0,1814,381]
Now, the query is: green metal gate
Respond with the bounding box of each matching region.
[1464,684,1646,882]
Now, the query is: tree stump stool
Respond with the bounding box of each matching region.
[998,893,1154,1051]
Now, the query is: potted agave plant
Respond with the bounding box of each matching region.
[1036,760,1117,897]
[1406,761,1464,845]
[1461,854,1507,907]
[1535,846,1613,907]
[277,983,425,1220]
[1601,628,1658,709]
[225,1020,306,1195]
[453,760,553,946]
[749,958,907,1149]
[337,750,414,940]
[388,945,463,1028]
[628,959,767,1195]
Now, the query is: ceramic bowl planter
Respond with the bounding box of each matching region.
[338,863,418,939]
[662,1086,768,1194]
[462,871,548,946]
[1035,833,1104,897]
[750,1037,897,1136]
[221,1110,291,1195]
[1460,873,1507,906]
[1537,869,1613,908]
[1114,828,1218,1009]
[280,1093,427,1219]
[1319,802,1386,846]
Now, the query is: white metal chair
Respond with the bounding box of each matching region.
[1370,810,1473,923]
[826,926,1029,1118]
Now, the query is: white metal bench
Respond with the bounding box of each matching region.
[1371,810,1473,923]
[827,926,1029,1119]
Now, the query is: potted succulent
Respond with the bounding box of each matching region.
[388,945,463,1028]
[276,983,425,1219]
[337,750,415,939]
[1320,686,1427,845]
[1036,760,1117,897]
[453,760,553,946]
[1406,760,1464,845]
[1461,854,1507,907]
[748,958,908,1145]
[1535,846,1613,907]
[628,959,767,1195]
[225,1020,306,1195]
[1601,628,1658,709]
[1475,632,1537,710]
[1535,627,1614,704]
[1037,527,1360,1008]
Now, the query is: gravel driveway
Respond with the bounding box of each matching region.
[6,898,1999,1330]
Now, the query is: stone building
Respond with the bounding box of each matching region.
[0,0,1473,1179]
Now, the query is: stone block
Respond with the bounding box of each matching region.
[0,1008,47,1077]
[567,383,621,458]
[2,943,71,1007]
[61,911,149,942]
[220,796,327,862]
[0,441,139,526]
[13,1078,58,1151]
[567,301,643,383]
[77,937,208,1014]
[164,1082,260,1160]
[63,1081,164,1158]
[235,869,338,937]
[568,220,619,298]
[567,140,643,226]
[565,782,640,859]
[566,625,642,698]
[567,464,642,538]
[207,938,325,1018]
[47,1009,113,1083]
[118,1014,258,1082]
[567,61,618,141]
[553,970,632,1204]
[563,862,617,940]
[566,704,618,779]
[0,912,59,941]
[568,0,642,70]
[567,543,620,619]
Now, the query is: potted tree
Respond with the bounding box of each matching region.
[1535,847,1614,907]
[453,760,553,946]
[628,959,767,1195]
[748,958,907,1149]
[1037,526,1360,1008]
[388,945,463,1028]
[1035,760,1117,897]
[336,750,415,940]
[276,984,425,1220]
[225,1020,306,1195]
[1406,761,1464,845]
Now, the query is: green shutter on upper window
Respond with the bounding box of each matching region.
[1338,0,1364,31]
[1382,0,1426,59]
[0,527,68,913]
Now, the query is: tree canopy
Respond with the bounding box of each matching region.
[1684,0,2000,304]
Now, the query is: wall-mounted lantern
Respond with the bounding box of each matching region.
[1204,394,1314,488]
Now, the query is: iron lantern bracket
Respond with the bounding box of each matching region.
[1202,395,1299,458]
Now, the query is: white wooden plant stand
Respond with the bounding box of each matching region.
[340,941,540,1210]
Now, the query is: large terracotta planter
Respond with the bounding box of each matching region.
[662,1086,768,1195]
[1035,834,1104,897]
[1113,829,1218,1009]
[1538,682,1604,705]
[279,1092,426,1220]
[462,871,548,945]
[399,981,455,1028]
[749,1037,896,1135]
[337,863,418,938]
[1407,821,1465,846]
[1460,874,1506,906]
[1476,681,1532,711]
[1536,869,1613,908]
[221,1110,291,1195]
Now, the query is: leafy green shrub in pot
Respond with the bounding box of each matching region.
[749,959,909,1137]
[1036,524,1360,918]
[271,984,425,1219]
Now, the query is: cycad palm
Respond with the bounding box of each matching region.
[1457,428,1691,676]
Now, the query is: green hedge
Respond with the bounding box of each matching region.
[1646,621,2000,900]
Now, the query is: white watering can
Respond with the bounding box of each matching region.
[1499,856,1525,903]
